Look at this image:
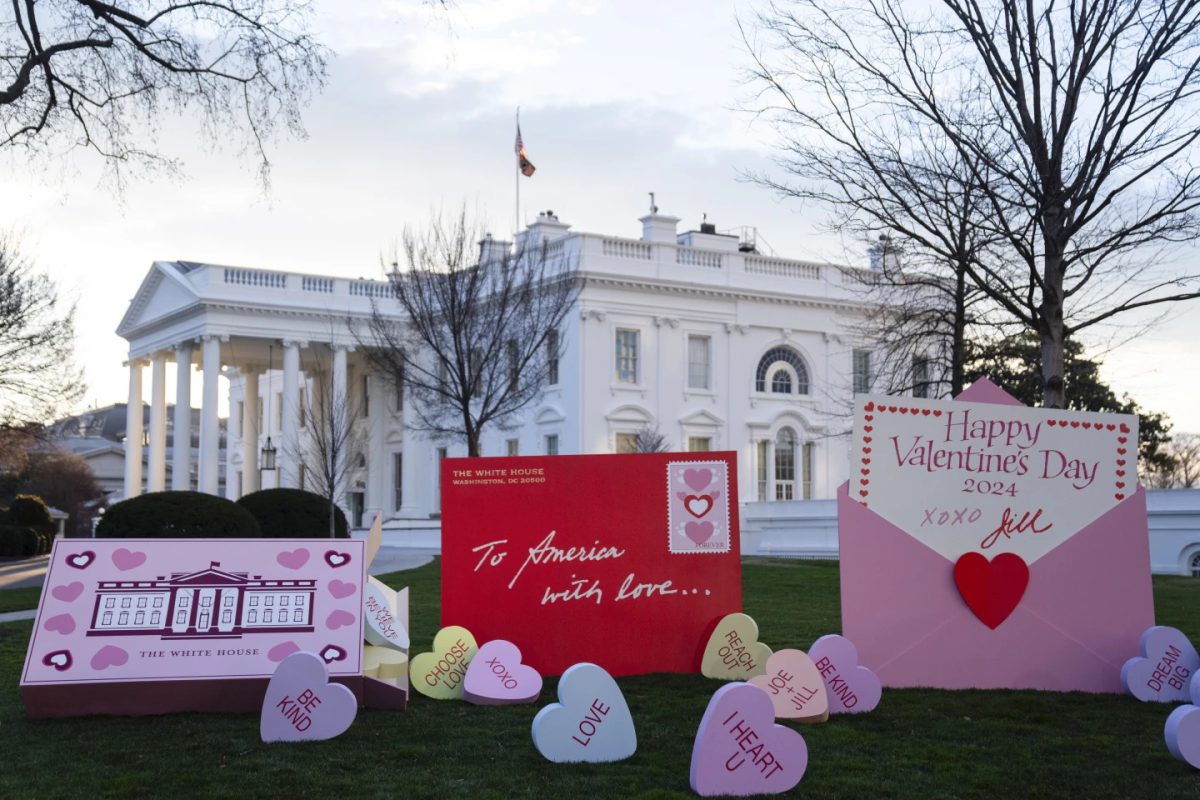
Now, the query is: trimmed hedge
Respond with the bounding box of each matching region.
[96,492,262,539]
[8,495,53,532]
[0,526,40,558]
[236,488,350,539]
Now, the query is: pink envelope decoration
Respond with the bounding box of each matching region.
[840,378,1155,692]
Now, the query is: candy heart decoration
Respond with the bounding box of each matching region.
[363,645,409,688]
[50,582,84,603]
[363,577,410,650]
[1165,705,1200,768]
[532,663,637,763]
[260,651,357,743]
[953,552,1029,629]
[701,613,772,680]
[409,626,479,700]
[690,683,808,797]
[806,634,881,714]
[747,649,829,723]
[111,547,147,571]
[1120,626,1200,703]
[463,639,543,705]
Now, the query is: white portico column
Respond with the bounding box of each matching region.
[123,359,146,499]
[281,340,302,488]
[399,385,419,516]
[242,369,260,495]
[332,345,349,504]
[147,352,168,492]
[172,343,194,490]
[198,335,222,495]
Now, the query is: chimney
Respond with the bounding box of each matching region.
[478,233,511,265]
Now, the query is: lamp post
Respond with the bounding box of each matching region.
[260,344,278,484]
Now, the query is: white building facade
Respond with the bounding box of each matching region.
[117,207,877,528]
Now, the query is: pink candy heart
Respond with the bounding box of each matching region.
[747,649,829,723]
[807,634,882,714]
[690,683,807,797]
[1121,626,1200,703]
[260,651,357,743]
[463,640,543,705]
[51,582,84,602]
[1165,704,1200,768]
[111,548,146,571]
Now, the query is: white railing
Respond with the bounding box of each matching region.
[302,276,333,293]
[601,238,652,260]
[350,280,392,299]
[746,256,820,280]
[224,268,287,289]
[675,247,724,269]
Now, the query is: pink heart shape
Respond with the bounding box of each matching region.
[747,649,829,722]
[90,645,129,671]
[327,579,356,599]
[51,582,84,603]
[268,641,302,663]
[42,650,72,671]
[277,548,311,570]
[685,521,714,545]
[66,551,95,570]
[1121,626,1200,703]
[325,609,356,630]
[463,639,543,705]
[684,468,714,492]
[112,548,147,571]
[807,635,881,714]
[1166,705,1200,767]
[324,550,351,568]
[690,683,808,796]
[260,652,358,743]
[43,613,76,635]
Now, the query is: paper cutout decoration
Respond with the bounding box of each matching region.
[701,613,772,681]
[953,552,1030,629]
[807,635,881,714]
[364,513,383,570]
[363,577,410,650]
[840,379,1155,692]
[261,651,358,743]
[409,626,479,700]
[690,682,807,797]
[531,663,637,763]
[463,639,543,705]
[364,646,408,683]
[746,649,828,723]
[1120,626,1200,703]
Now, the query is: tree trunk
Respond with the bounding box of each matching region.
[1040,210,1067,409]
[951,262,967,396]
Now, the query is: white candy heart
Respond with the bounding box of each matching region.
[532,663,636,763]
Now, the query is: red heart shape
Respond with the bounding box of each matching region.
[864,401,875,411]
[861,468,870,476]
[932,410,942,417]
[1118,436,1128,444]
[1116,481,1125,489]
[1116,470,1126,477]
[684,494,713,518]
[1115,493,1126,500]
[1106,424,1115,431]
[1081,422,1092,429]
[863,446,872,454]
[863,436,873,443]
[858,489,868,497]
[863,425,874,432]
[1047,420,1058,426]
[864,414,874,422]
[1117,459,1126,466]
[860,478,869,486]
[887,406,898,413]
[899,408,909,414]
[921,409,931,416]
[953,552,1029,630]
[1118,448,1127,455]
[1070,421,1080,428]
[1120,423,1130,433]
[862,457,871,464]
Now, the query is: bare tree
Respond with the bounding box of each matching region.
[360,209,579,457]
[1146,433,1200,489]
[290,346,365,536]
[747,0,1200,408]
[1,0,329,185]
[0,234,82,428]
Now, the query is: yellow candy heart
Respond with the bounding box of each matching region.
[701,613,772,680]
[409,626,479,700]
[364,645,409,688]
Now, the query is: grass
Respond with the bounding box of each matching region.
[0,586,42,615]
[1,558,1199,798]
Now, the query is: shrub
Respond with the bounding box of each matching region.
[95,492,261,539]
[9,495,53,532]
[0,526,40,558]
[236,488,350,539]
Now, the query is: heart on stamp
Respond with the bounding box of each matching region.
[1165,704,1200,768]
[532,662,637,763]
[90,645,129,671]
[261,651,358,743]
[685,494,714,518]
[112,547,146,571]
[42,650,72,671]
[43,613,76,635]
[1120,626,1200,703]
[701,613,772,680]
[684,467,714,492]
[807,634,881,714]
[277,548,310,570]
[685,521,715,545]
[463,639,543,705]
[953,552,1029,629]
[51,582,84,603]
[66,551,95,570]
[748,649,829,723]
[690,682,807,797]
[324,550,351,568]
[409,625,479,701]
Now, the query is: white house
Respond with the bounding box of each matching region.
[116,204,878,528]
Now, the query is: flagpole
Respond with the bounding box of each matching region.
[515,107,520,238]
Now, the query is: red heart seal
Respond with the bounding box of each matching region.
[684,494,713,518]
[953,552,1029,630]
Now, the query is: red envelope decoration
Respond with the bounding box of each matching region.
[840,379,1155,692]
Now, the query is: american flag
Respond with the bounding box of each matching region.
[515,123,536,177]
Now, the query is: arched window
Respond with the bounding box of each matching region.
[1190,552,1200,577]
[775,428,796,500]
[755,347,810,395]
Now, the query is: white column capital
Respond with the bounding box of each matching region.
[282,339,308,349]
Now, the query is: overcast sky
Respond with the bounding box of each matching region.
[2,0,1198,431]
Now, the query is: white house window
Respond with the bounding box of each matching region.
[506,439,519,457]
[121,597,131,608]
[755,347,809,395]
[1191,552,1200,577]
[105,597,115,608]
[362,373,370,417]
[102,611,112,625]
[802,441,815,499]
[775,428,796,500]
[175,611,187,625]
[615,329,640,384]
[546,329,559,385]
[118,611,128,625]
[247,609,257,623]
[393,452,403,511]
[264,609,273,623]
[137,597,147,608]
[222,610,233,624]
[545,434,560,456]
[279,609,289,623]
[756,441,769,502]
[134,611,144,625]
[688,436,712,452]
[615,433,637,454]
[179,595,190,608]
[853,350,872,394]
[688,335,711,390]
[249,596,258,607]
[913,356,931,398]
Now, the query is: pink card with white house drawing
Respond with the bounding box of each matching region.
[22,539,365,688]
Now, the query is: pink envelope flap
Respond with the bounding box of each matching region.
[839,483,1153,692]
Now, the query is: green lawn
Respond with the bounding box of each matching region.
[1,559,1198,798]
